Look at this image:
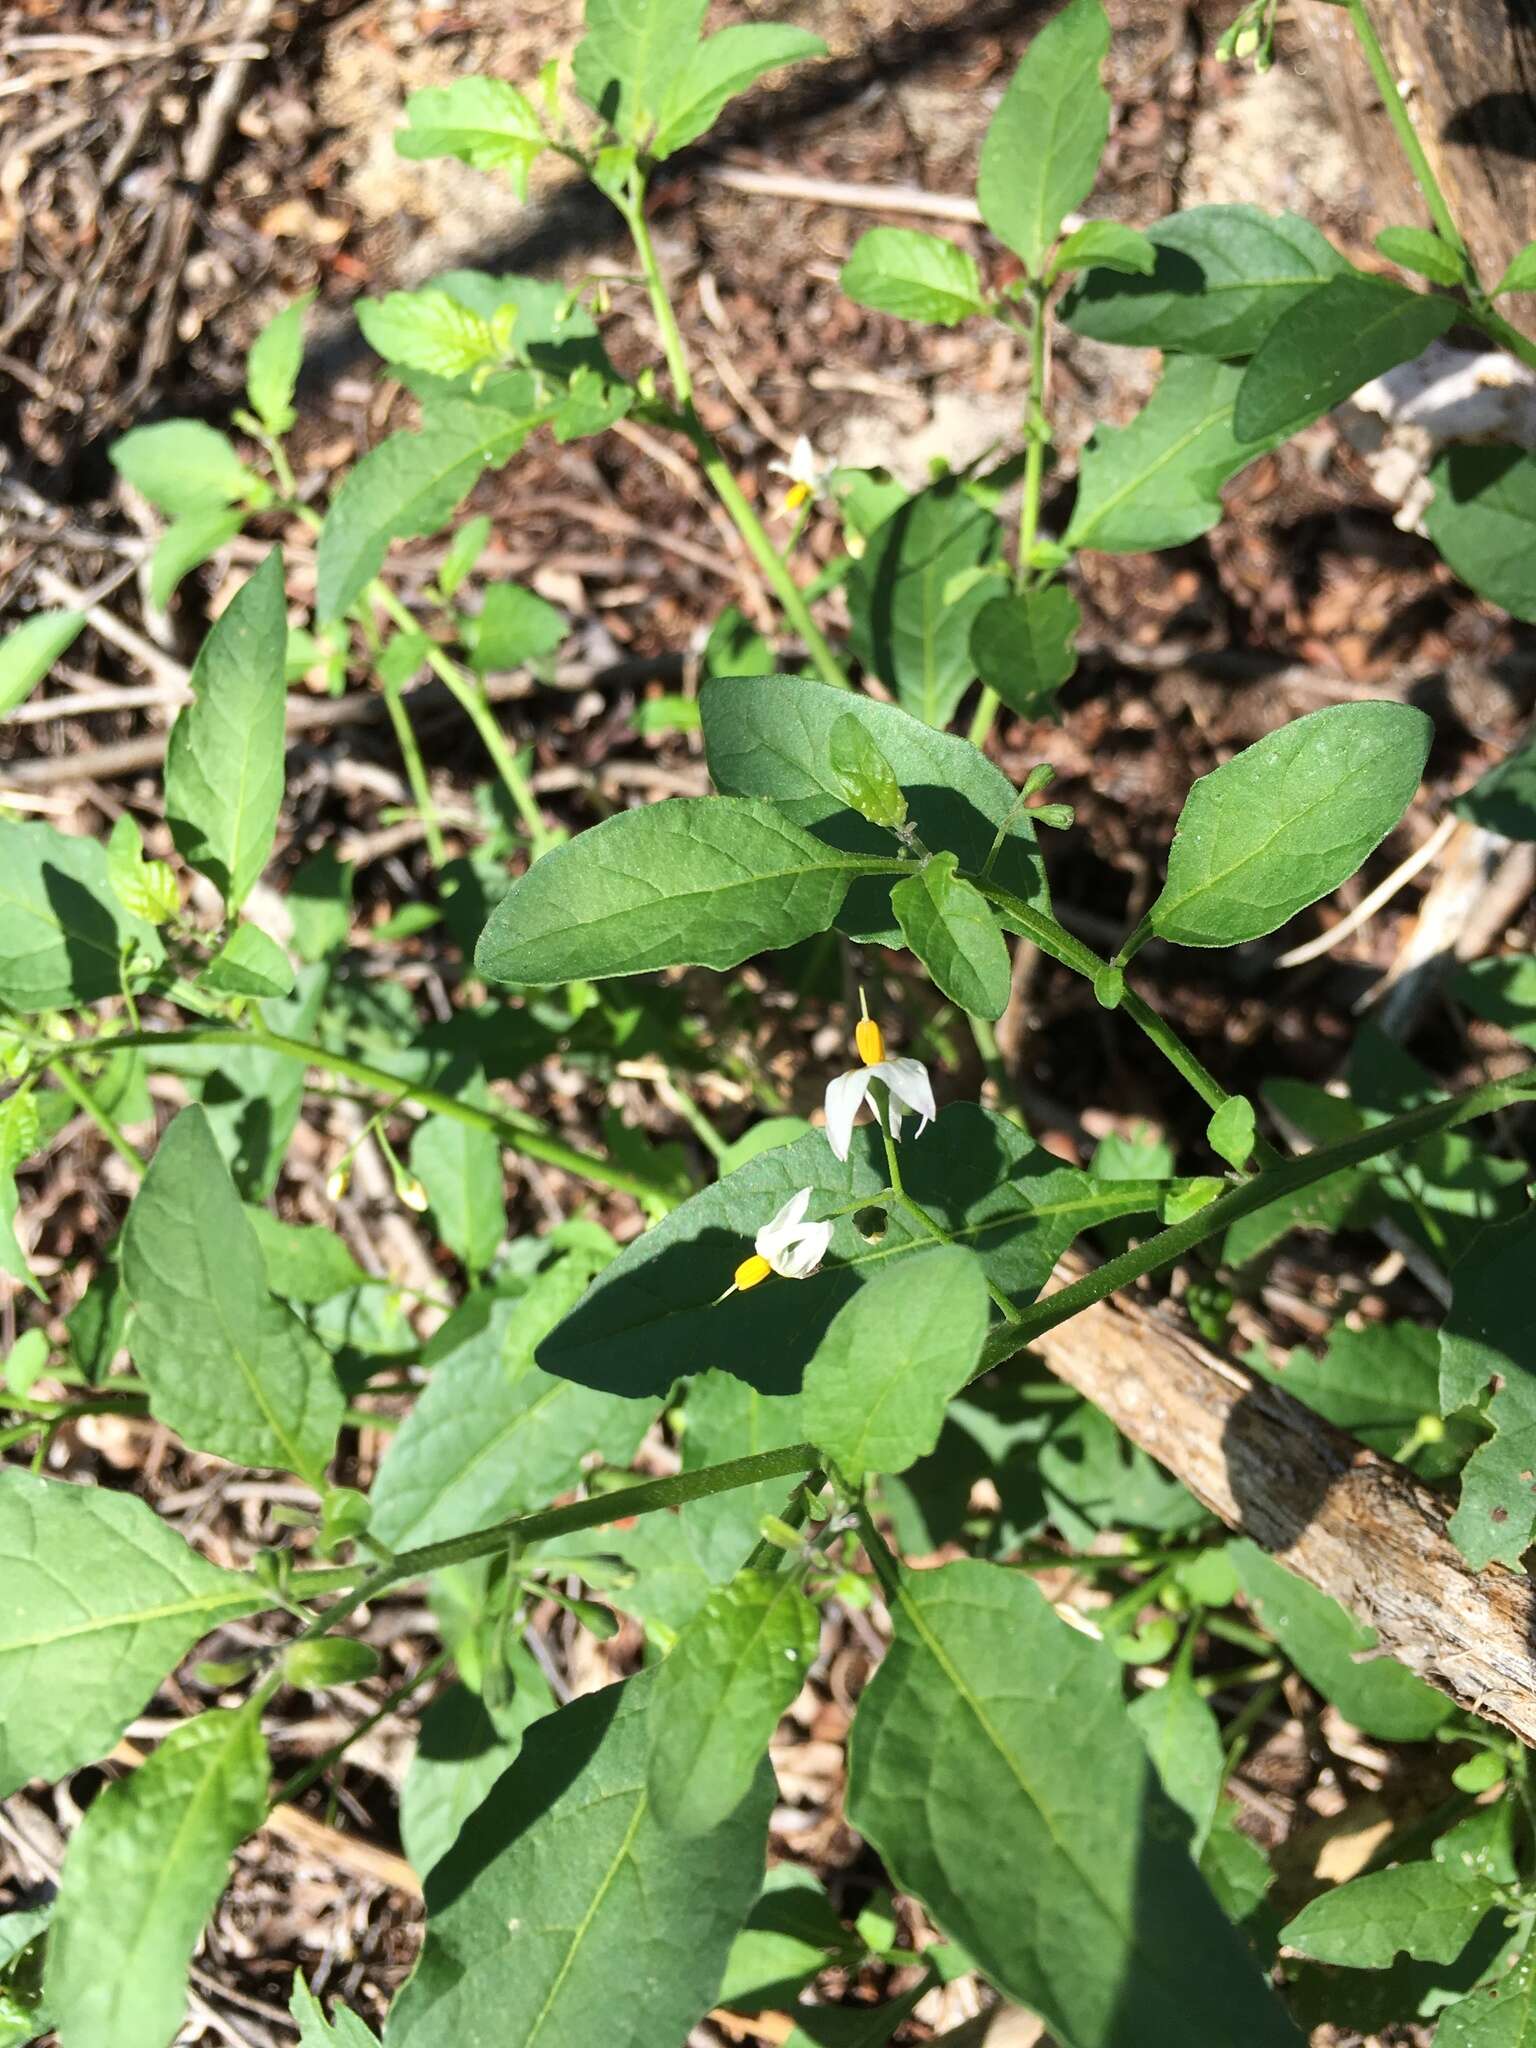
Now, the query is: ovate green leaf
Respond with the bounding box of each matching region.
[244,1209,368,1304]
[572,0,707,139]
[1148,701,1432,947]
[1455,730,1536,840]
[846,1560,1301,2047]
[247,292,313,436]
[149,506,248,611]
[1050,219,1156,281]
[0,817,162,1011]
[358,289,502,379]
[0,610,85,717]
[1234,275,1458,442]
[201,921,296,999]
[1425,447,1536,623]
[123,1105,344,1482]
[396,78,546,198]
[292,1980,380,2044]
[977,0,1111,275]
[890,853,1011,1019]
[1207,1093,1256,1170]
[45,1706,269,2048]
[1494,243,1536,296]
[474,797,872,984]
[1281,1855,1495,1968]
[0,1471,264,1798]
[466,581,566,672]
[399,1668,553,1879]
[1128,1656,1224,1855]
[1437,1948,1536,2047]
[846,481,1002,725]
[970,584,1081,717]
[841,228,988,326]
[1441,1209,1536,1567]
[652,24,827,158]
[411,1111,504,1274]
[1375,226,1468,287]
[110,420,257,517]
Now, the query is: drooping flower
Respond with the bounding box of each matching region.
[768,435,832,515]
[823,1013,936,1164]
[731,1187,833,1292]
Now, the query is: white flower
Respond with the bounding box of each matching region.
[823,1015,936,1163]
[732,1186,833,1293]
[767,435,831,512]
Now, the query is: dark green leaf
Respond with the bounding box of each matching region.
[400,1667,553,1879]
[123,1105,344,1482]
[1254,1321,1469,1476]
[651,24,827,158]
[891,854,1011,1019]
[0,1471,264,1798]
[110,421,255,517]
[1455,731,1536,840]
[1234,276,1458,442]
[0,610,85,717]
[1282,1857,1495,1969]
[977,0,1110,276]
[1128,1657,1224,1854]
[1425,447,1536,623]
[969,585,1081,717]
[846,481,1002,725]
[1440,1209,1536,1567]
[572,0,707,139]
[0,817,162,1012]
[841,228,988,326]
[1148,702,1432,947]
[1375,226,1468,287]
[387,1670,773,2048]
[474,797,873,984]
[247,293,312,436]
[1437,1953,1536,2047]
[411,1112,504,1274]
[804,1244,989,1481]
[1061,204,1349,356]
[846,1559,1302,2047]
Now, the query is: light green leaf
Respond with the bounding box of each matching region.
[386,1669,773,2048]
[1207,1094,1256,1170]
[315,398,539,621]
[0,816,162,1012]
[828,714,907,830]
[970,585,1080,717]
[202,922,296,999]
[652,24,827,158]
[0,610,85,716]
[572,0,707,140]
[1494,243,1536,296]
[841,227,988,326]
[891,853,1011,1020]
[369,1267,653,1550]
[1230,1540,1451,1739]
[106,812,179,926]
[358,288,503,380]
[1061,204,1351,356]
[45,1706,268,2048]
[1050,219,1156,281]
[1375,225,1468,287]
[0,1092,40,1174]
[110,420,257,516]
[396,78,546,198]
[1425,447,1536,624]
[1441,1209,1536,1567]
[847,1560,1302,2047]
[0,1173,42,1303]
[977,0,1110,276]
[846,480,1002,724]
[149,506,247,611]
[700,672,1049,941]
[400,1666,553,1879]
[292,1980,380,2044]
[536,1108,1163,1399]
[1282,1856,1495,1969]
[437,514,492,600]
[165,550,287,910]
[1234,275,1458,442]
[410,1111,505,1274]
[804,1244,988,1482]
[1128,1658,1224,1854]
[123,1105,344,1482]
[1148,701,1432,947]
[0,1471,265,1798]
[465,581,566,672]
[474,796,873,984]
[1066,354,1272,554]
[648,1569,820,1835]
[244,1208,368,1304]
[247,292,313,436]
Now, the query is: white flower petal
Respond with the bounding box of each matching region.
[874,1057,936,1138]
[823,1067,874,1162]
[775,1219,832,1279]
[756,1186,812,1259]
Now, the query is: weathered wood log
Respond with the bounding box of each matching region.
[1033,1262,1536,1744]
[1303,0,1536,338]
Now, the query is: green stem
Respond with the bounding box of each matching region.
[1462,299,1536,377]
[975,1072,1536,1377]
[362,597,448,866]
[1345,0,1470,264]
[273,1647,451,1806]
[967,1011,1023,1126]
[617,180,851,692]
[891,1185,1021,1325]
[742,1470,828,1572]
[45,1060,147,1174]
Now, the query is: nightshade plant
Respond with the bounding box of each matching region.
[6,0,1536,2043]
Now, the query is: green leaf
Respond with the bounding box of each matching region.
[400,1667,553,1879]
[651,23,827,158]
[1375,225,1468,287]
[247,292,313,436]
[1147,701,1432,947]
[1455,731,1536,840]
[358,288,503,379]
[244,1209,368,1304]
[717,1866,861,2014]
[1254,1321,1467,1474]
[648,1569,820,1835]
[45,1706,268,2048]
[846,1559,1302,2047]
[573,0,706,139]
[1494,242,1536,296]
[969,585,1081,717]
[1425,447,1536,624]
[202,921,296,999]
[165,550,287,910]
[977,0,1110,276]
[846,480,1002,725]
[123,1105,344,1482]
[1207,1094,1256,1169]
[396,78,546,197]
[291,1980,379,2044]
[437,514,492,600]
[369,1267,653,1550]
[0,816,163,1012]
[536,1108,1163,1398]
[0,1173,42,1303]
[465,581,566,672]
[1061,204,1350,357]
[386,1669,772,2048]
[890,853,1012,1020]
[1229,1540,1451,1739]
[1128,1656,1224,1854]
[315,399,539,621]
[804,1244,988,1482]
[410,1111,504,1274]
[700,672,1050,942]
[1441,1209,1536,1567]
[474,797,872,984]
[1065,354,1272,554]
[1438,1954,1536,2047]
[0,610,85,716]
[0,1471,264,1798]
[840,228,988,326]
[1050,219,1156,281]
[149,506,248,611]
[106,813,179,926]
[1234,275,1458,442]
[110,420,257,516]
[828,714,907,830]
[1282,1856,1495,1969]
